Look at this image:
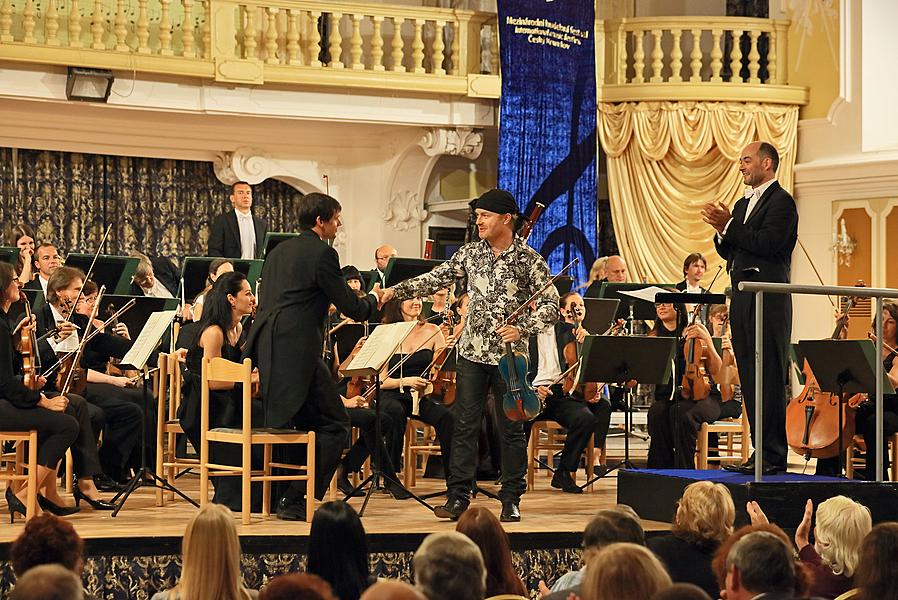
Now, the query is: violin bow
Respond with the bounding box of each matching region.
[60,284,106,395]
[67,224,113,319]
[797,238,837,309]
[495,257,579,331]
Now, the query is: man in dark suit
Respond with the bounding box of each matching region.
[243,193,387,520]
[24,243,62,295]
[675,252,708,294]
[208,181,268,259]
[367,244,397,290]
[703,141,798,473]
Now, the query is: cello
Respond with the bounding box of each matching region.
[785,282,864,461]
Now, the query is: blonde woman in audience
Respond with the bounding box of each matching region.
[151,504,258,600]
[581,543,671,600]
[794,496,871,599]
[647,481,734,598]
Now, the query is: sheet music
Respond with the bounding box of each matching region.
[121,310,178,370]
[340,321,418,377]
[619,286,669,303]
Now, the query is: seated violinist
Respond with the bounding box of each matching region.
[527,292,609,493]
[33,267,141,497]
[646,299,739,469]
[333,384,397,498]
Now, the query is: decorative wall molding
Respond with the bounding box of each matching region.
[383,189,429,231]
[213,148,326,194]
[418,127,484,159]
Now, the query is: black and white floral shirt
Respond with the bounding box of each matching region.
[392,236,559,366]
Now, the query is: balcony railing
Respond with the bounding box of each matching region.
[0,0,499,95]
[597,16,807,104]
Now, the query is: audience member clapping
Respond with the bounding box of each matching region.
[360,581,426,600]
[10,513,85,577]
[413,531,486,600]
[307,501,374,600]
[720,532,801,600]
[260,574,337,600]
[580,543,671,600]
[648,481,734,598]
[456,506,527,597]
[853,522,898,600]
[151,504,257,600]
[539,505,645,599]
[10,564,85,600]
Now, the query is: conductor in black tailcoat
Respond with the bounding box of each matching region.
[243,193,386,520]
[702,141,798,474]
[208,181,268,259]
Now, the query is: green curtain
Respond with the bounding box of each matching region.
[0,148,302,260]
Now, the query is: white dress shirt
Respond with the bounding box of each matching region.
[38,275,49,294]
[532,325,563,387]
[719,178,778,238]
[47,303,80,353]
[235,208,256,260]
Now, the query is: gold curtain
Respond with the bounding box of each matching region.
[598,101,799,284]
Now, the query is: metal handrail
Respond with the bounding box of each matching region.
[738,280,898,482]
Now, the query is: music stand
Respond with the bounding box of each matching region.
[599,283,680,320]
[261,232,299,258]
[578,335,676,488]
[582,298,619,334]
[0,246,20,266]
[112,310,197,515]
[97,295,180,339]
[799,339,895,476]
[383,257,444,287]
[180,257,264,300]
[553,276,574,296]
[64,254,138,295]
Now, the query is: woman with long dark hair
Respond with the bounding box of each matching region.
[455,506,526,597]
[307,501,373,600]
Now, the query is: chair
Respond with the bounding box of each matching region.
[695,403,750,469]
[527,419,594,491]
[156,352,199,506]
[833,589,859,600]
[0,431,39,520]
[845,432,898,480]
[328,427,370,501]
[404,419,441,488]
[199,357,316,524]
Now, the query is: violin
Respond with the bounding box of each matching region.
[341,328,373,400]
[18,291,41,391]
[560,304,600,402]
[785,281,865,460]
[680,303,711,401]
[105,303,140,380]
[418,310,458,406]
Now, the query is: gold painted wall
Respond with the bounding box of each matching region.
[787,0,840,120]
[886,206,898,288]
[836,207,871,339]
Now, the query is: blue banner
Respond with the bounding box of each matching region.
[497,1,598,286]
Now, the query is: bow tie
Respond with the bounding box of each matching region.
[744,189,760,201]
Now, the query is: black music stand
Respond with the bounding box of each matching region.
[799,339,894,476]
[578,335,676,488]
[97,295,180,338]
[180,257,264,300]
[383,257,444,287]
[261,232,299,258]
[597,283,679,320]
[582,298,619,334]
[0,247,20,265]
[64,254,139,295]
[553,276,574,296]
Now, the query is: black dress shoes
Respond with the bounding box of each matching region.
[500,500,521,522]
[723,459,786,475]
[92,473,125,493]
[276,497,308,521]
[385,478,413,501]
[434,497,469,520]
[550,471,583,494]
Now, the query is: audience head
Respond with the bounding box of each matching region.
[581,507,646,565]
[413,531,486,600]
[712,523,807,597]
[682,253,706,284]
[375,244,397,272]
[298,193,342,237]
[230,181,253,213]
[10,564,83,600]
[672,481,735,548]
[813,495,871,578]
[176,503,249,600]
[604,255,628,283]
[651,583,712,600]
[854,522,898,600]
[360,580,426,600]
[456,506,526,597]
[308,501,370,600]
[207,258,235,286]
[10,513,84,576]
[581,543,671,600]
[724,531,795,600]
[261,573,336,600]
[46,266,85,309]
[33,242,61,279]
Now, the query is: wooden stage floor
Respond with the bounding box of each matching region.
[0,470,670,544]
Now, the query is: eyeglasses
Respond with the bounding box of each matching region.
[654,303,673,308]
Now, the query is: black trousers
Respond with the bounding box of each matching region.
[857,399,898,478]
[378,389,453,479]
[343,406,396,473]
[63,394,103,477]
[0,399,78,468]
[587,395,613,452]
[730,283,791,466]
[648,397,742,469]
[84,382,144,478]
[527,384,604,472]
[452,357,526,503]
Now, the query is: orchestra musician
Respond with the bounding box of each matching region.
[369,245,397,290]
[23,242,61,295]
[11,224,36,285]
[192,258,234,321]
[381,188,559,522]
[243,193,388,521]
[703,141,798,475]
[676,253,708,295]
[208,181,269,259]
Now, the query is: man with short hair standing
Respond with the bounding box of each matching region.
[208,181,268,259]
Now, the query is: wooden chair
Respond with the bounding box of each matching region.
[199,357,316,524]
[0,431,39,520]
[156,352,199,506]
[526,419,594,491]
[695,403,750,470]
[403,419,441,488]
[845,432,898,480]
[833,589,859,600]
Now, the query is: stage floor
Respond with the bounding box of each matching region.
[0,469,671,545]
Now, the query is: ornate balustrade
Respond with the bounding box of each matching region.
[0,0,499,95]
[597,16,807,104]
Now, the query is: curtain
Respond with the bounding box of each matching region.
[0,148,302,261]
[597,101,799,284]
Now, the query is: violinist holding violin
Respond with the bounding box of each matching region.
[380,189,559,522]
